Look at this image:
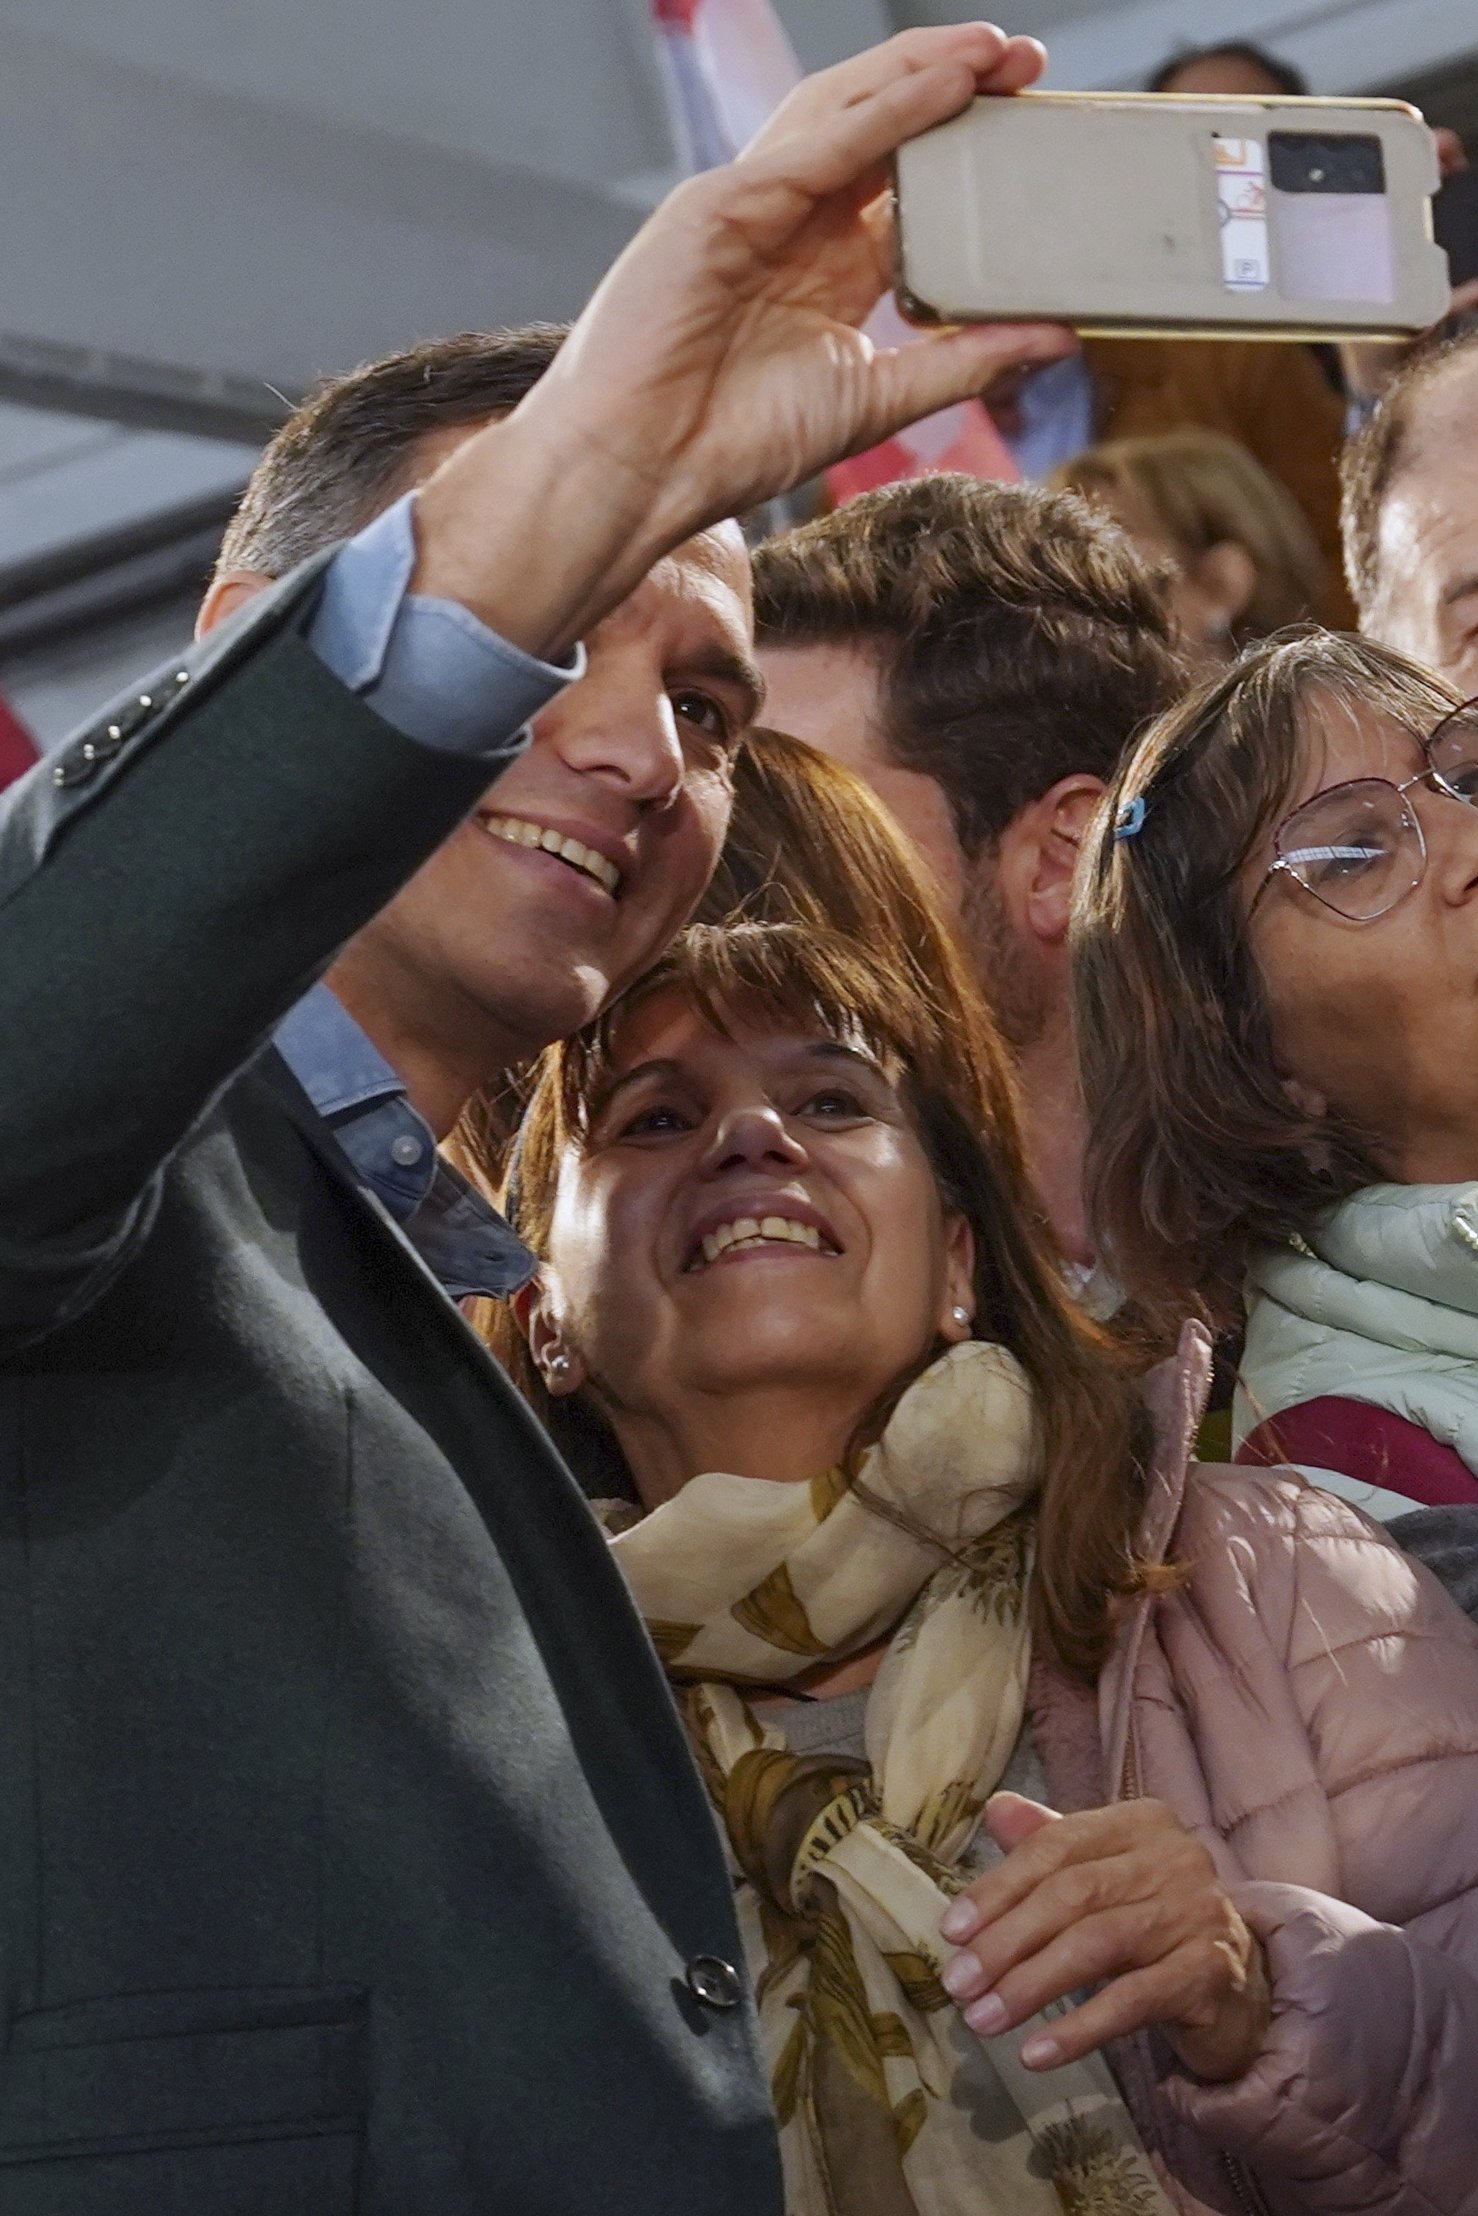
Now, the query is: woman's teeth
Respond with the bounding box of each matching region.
[481,815,621,896]
[698,1216,827,1267]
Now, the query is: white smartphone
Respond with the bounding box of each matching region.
[895,90,1450,340]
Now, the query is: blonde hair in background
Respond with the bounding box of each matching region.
[1055,429,1330,642]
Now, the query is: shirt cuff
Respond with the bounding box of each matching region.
[307,490,584,755]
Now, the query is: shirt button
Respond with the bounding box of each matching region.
[390,1134,424,1168]
[684,1956,743,2010]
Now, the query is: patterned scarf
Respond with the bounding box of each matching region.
[607,1342,1172,2216]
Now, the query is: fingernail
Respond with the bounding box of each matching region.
[939,1899,981,1943]
[964,1991,1008,2035]
[1021,2033,1060,2069]
[941,1952,986,2003]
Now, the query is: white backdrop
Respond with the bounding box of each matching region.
[2,0,1475,744]
[0,0,1473,438]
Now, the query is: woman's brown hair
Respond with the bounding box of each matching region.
[475,898,1161,1679]
[1074,628,1458,1341]
[452,726,954,1190]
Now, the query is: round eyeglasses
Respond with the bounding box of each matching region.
[1257,696,1478,923]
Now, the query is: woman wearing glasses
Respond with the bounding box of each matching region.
[1075,630,1478,1518]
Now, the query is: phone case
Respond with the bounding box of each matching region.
[895,90,1450,340]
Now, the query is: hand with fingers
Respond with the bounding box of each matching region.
[412,22,1073,655]
[937,1792,1271,2082]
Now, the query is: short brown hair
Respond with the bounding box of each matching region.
[218,324,567,578]
[1341,323,1478,621]
[1074,629,1457,1338]
[751,474,1183,854]
[1055,430,1329,641]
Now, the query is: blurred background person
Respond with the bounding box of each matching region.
[1343,322,1478,695]
[981,329,1349,617]
[1146,38,1309,98]
[1054,430,1333,662]
[753,476,1183,1272]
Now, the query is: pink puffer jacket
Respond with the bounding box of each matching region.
[1031,1322,1478,2216]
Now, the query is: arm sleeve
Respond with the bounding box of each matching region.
[306,491,584,753]
[1158,1489,1478,2213]
[0,548,568,1347]
[1163,1884,1478,2215]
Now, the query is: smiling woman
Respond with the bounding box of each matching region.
[488,916,1186,2215]
[1074,628,1478,1517]
[474,868,1478,2215]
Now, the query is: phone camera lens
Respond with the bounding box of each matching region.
[1268,131,1386,196]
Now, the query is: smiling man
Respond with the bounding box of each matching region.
[206,325,764,1167]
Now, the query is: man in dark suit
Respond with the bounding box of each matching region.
[0,26,1070,2212]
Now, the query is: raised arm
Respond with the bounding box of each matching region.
[0,24,1069,1347]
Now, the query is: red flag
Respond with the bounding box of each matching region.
[0,695,37,794]
[648,0,1016,498]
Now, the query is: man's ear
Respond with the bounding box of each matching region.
[519,1279,588,1398]
[196,568,275,641]
[1190,540,1257,638]
[1021,774,1108,946]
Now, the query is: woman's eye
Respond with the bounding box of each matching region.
[802,1088,866,1119]
[1288,825,1394,885]
[618,1102,694,1139]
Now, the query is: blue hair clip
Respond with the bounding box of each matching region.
[1113,795,1147,842]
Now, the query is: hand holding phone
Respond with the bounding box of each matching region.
[896,90,1449,340]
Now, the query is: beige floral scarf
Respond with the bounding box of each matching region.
[607,1342,1173,2216]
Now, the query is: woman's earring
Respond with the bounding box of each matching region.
[545,1352,574,1386]
[950,1305,972,1334]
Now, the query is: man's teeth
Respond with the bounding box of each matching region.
[481,815,620,896]
[698,1216,827,1267]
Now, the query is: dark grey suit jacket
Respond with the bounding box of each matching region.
[0,564,781,2215]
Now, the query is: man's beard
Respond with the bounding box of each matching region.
[960,863,1048,1055]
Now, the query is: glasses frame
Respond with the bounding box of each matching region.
[1255,694,1478,924]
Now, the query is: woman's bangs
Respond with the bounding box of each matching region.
[559,924,926,1139]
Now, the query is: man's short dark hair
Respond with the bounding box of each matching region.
[1145,41,1308,95]
[1341,323,1478,621]
[218,324,567,578]
[750,475,1183,854]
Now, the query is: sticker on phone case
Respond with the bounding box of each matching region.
[1214,136,1270,292]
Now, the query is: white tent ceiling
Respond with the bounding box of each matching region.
[4,0,1477,743]
[3,0,1475,442]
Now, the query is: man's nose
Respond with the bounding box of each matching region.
[535,663,685,811]
[703,1103,806,1175]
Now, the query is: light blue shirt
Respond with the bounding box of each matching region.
[270,486,571,1299]
[274,984,536,1302]
[1003,352,1097,482]
[306,489,583,752]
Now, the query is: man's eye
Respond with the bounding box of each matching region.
[671,692,735,749]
